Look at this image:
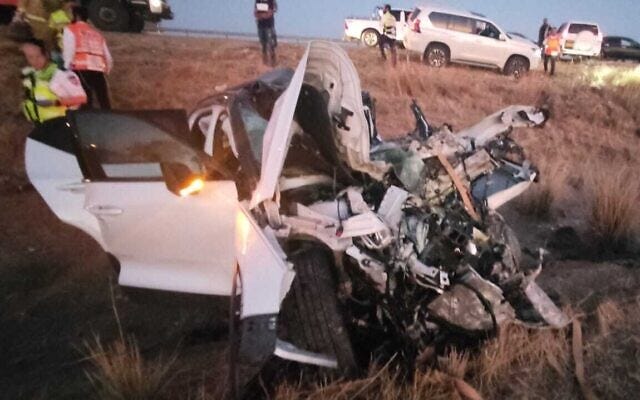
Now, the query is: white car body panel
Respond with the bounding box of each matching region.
[85,180,238,295]
[250,45,310,209]
[558,21,603,58]
[235,205,294,318]
[25,139,105,248]
[344,9,409,43]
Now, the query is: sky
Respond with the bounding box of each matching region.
[163,0,640,41]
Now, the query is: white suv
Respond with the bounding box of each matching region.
[557,22,603,58]
[404,5,541,76]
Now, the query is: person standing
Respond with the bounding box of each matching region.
[20,38,67,124]
[254,0,278,66]
[379,4,397,67]
[543,27,562,76]
[16,0,51,46]
[538,18,550,47]
[63,5,113,109]
[48,0,73,68]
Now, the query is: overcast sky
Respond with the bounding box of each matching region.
[164,0,640,41]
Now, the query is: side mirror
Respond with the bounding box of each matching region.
[160,162,204,197]
[499,33,507,41]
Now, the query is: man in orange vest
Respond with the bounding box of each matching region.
[62,5,113,109]
[543,27,562,76]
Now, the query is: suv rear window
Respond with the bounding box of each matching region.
[568,24,599,35]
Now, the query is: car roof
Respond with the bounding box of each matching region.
[415,3,483,20]
[561,21,600,27]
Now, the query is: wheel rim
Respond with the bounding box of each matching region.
[363,31,377,47]
[98,7,117,23]
[428,48,446,67]
[511,60,525,78]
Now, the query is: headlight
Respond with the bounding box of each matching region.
[149,0,163,14]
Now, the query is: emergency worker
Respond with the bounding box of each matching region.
[20,38,67,124]
[543,27,562,76]
[63,5,112,109]
[379,4,397,67]
[49,0,72,50]
[254,0,278,66]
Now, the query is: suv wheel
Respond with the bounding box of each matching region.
[88,0,130,32]
[279,246,358,375]
[425,44,450,68]
[361,29,379,47]
[504,56,529,78]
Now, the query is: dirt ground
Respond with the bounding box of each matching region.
[1,26,639,399]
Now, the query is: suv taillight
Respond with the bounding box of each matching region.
[412,19,421,33]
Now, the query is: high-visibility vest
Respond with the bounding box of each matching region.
[381,11,397,38]
[22,63,67,123]
[545,35,562,56]
[49,9,71,50]
[68,21,108,72]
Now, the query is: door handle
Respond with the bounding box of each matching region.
[57,182,86,193]
[86,205,123,216]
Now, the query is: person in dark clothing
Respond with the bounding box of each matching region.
[538,18,550,47]
[255,0,278,66]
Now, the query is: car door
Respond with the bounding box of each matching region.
[69,110,239,296]
[468,20,509,67]
[26,118,105,248]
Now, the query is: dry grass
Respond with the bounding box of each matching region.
[587,165,640,251]
[276,324,574,400]
[83,335,177,400]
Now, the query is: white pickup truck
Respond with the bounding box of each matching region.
[344,7,411,47]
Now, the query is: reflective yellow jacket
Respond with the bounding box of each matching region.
[48,9,71,50]
[381,11,397,38]
[22,62,67,123]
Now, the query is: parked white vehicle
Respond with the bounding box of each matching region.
[344,6,411,47]
[404,4,541,76]
[557,21,603,58]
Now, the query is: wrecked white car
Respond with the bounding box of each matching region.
[25,41,567,393]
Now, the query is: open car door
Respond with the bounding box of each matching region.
[68,110,238,296]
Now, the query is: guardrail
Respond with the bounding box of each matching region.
[154,27,359,47]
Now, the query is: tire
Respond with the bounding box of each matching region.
[504,56,530,78]
[279,246,358,375]
[0,6,15,25]
[128,11,145,33]
[361,29,379,48]
[424,43,450,68]
[88,0,130,32]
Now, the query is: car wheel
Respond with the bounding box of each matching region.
[128,11,145,33]
[361,29,379,47]
[504,56,530,78]
[279,246,359,375]
[425,44,450,68]
[88,0,130,32]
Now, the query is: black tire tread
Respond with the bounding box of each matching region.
[280,247,358,374]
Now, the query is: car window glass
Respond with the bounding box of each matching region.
[73,112,203,180]
[238,103,268,163]
[607,38,621,47]
[390,10,401,20]
[428,12,448,29]
[475,20,500,39]
[620,39,633,48]
[568,24,598,35]
[448,15,473,34]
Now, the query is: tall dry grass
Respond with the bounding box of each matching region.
[276,324,573,400]
[587,165,640,251]
[84,335,177,400]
